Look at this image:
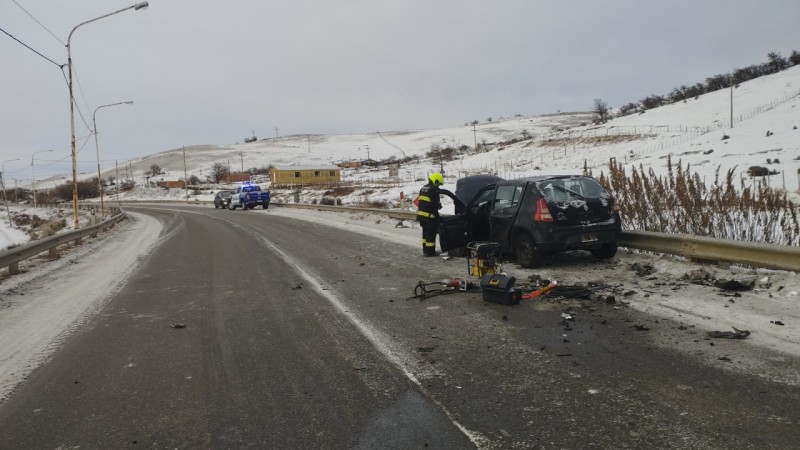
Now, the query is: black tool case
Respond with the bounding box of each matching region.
[479,274,521,305]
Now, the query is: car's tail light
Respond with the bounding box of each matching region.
[534,198,553,222]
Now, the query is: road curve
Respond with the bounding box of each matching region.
[0,205,798,449]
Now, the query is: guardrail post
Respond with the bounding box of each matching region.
[49,246,59,259]
[8,262,19,275]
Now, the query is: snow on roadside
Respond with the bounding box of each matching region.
[0,205,97,251]
[0,211,163,402]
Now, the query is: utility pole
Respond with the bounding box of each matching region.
[240,149,244,174]
[364,144,370,161]
[0,172,10,227]
[115,160,120,207]
[472,123,478,149]
[182,146,188,203]
[274,126,279,138]
[308,135,311,153]
[730,79,734,128]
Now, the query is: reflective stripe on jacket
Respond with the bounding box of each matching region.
[417,182,441,221]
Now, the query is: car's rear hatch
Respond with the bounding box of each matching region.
[535,177,615,226]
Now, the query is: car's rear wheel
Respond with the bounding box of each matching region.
[262,204,269,210]
[591,243,618,259]
[514,234,542,268]
[228,202,234,210]
[214,204,218,209]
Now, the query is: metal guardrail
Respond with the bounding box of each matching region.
[0,209,126,275]
[618,230,800,272]
[273,203,800,272]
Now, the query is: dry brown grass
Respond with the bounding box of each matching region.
[595,155,799,245]
[540,134,654,148]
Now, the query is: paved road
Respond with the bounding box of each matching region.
[1,205,798,449]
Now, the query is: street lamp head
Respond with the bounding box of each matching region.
[134,2,149,10]
[124,101,134,105]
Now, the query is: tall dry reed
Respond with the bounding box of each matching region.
[592,155,799,246]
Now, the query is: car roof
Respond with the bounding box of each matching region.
[494,175,590,185]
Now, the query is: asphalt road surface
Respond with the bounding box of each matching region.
[1,205,798,449]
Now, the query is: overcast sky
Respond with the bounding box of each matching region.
[2,0,799,180]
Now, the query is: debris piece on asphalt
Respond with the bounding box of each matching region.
[682,268,714,285]
[707,327,750,339]
[771,320,785,326]
[548,284,590,299]
[629,262,656,277]
[561,312,575,321]
[417,347,435,353]
[170,323,186,329]
[633,324,650,331]
[715,278,756,291]
[718,356,732,362]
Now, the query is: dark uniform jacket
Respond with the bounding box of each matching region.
[416,182,441,223]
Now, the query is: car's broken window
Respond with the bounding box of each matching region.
[492,185,522,211]
[470,188,496,215]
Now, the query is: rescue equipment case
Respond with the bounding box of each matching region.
[480,274,521,305]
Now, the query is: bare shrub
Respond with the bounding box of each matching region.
[326,186,357,197]
[598,155,799,245]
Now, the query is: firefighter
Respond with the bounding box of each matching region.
[416,172,443,256]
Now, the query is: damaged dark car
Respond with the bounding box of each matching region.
[439,175,622,267]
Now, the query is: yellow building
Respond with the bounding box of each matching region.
[268,165,341,187]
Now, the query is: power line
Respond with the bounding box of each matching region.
[69,61,95,133]
[11,0,65,45]
[0,25,63,68]
[58,65,93,134]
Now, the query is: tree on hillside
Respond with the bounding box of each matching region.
[790,50,800,66]
[593,99,610,123]
[618,102,639,116]
[705,74,730,92]
[149,163,162,176]
[685,83,705,99]
[767,52,789,73]
[210,162,229,183]
[639,94,665,110]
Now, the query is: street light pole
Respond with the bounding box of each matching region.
[2,158,20,227]
[66,1,148,228]
[93,101,133,218]
[31,149,53,208]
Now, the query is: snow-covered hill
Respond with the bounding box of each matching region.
[93,65,798,203]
